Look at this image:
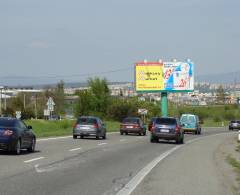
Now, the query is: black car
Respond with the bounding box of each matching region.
[150,117,184,144]
[0,117,36,154]
[229,120,240,130]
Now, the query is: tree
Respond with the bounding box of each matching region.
[88,77,110,113]
[216,85,225,104]
[75,90,94,116]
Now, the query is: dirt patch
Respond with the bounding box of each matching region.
[214,133,240,195]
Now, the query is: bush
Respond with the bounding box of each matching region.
[224,111,235,120]
[213,115,221,122]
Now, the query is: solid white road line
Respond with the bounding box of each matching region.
[69,147,82,152]
[116,132,232,195]
[116,146,181,195]
[98,143,107,146]
[24,157,45,163]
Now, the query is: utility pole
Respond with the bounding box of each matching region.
[4,87,7,110]
[35,94,37,119]
[0,86,3,116]
[23,93,26,109]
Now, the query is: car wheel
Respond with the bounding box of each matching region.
[143,131,146,136]
[80,135,84,139]
[15,139,21,155]
[120,131,123,135]
[73,135,77,139]
[96,135,99,140]
[102,133,106,139]
[198,129,201,135]
[125,132,128,135]
[150,135,157,143]
[180,135,184,144]
[138,132,142,136]
[28,138,36,153]
[176,136,181,144]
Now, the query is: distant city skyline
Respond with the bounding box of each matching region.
[1,0,240,85]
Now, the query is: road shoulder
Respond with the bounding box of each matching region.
[131,133,236,195]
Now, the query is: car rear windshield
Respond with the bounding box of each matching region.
[77,118,97,124]
[231,120,240,123]
[155,118,177,125]
[123,118,139,124]
[0,119,16,128]
[181,115,196,123]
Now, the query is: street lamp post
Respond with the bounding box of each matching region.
[4,87,7,110]
[0,86,3,116]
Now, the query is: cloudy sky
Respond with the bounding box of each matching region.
[1,0,240,85]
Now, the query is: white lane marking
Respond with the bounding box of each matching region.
[120,139,126,142]
[24,157,45,163]
[38,136,72,142]
[98,143,107,146]
[116,132,232,195]
[37,132,119,142]
[34,164,56,173]
[69,147,82,152]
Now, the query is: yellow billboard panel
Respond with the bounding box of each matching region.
[135,63,164,92]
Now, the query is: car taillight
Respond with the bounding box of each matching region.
[176,125,181,133]
[3,129,13,136]
[151,124,156,132]
[134,124,140,128]
[94,123,99,129]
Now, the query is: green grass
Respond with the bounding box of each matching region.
[202,119,229,127]
[226,155,240,181]
[25,119,120,138]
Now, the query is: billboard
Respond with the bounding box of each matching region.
[135,61,194,93]
[135,62,164,92]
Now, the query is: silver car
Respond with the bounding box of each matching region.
[73,116,106,139]
[229,120,240,130]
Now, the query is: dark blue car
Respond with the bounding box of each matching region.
[0,117,36,154]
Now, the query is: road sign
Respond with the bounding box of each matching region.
[16,111,21,119]
[47,97,55,111]
[44,109,50,116]
[138,109,148,115]
[47,97,55,106]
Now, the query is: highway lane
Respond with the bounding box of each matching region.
[131,131,236,195]
[0,127,229,195]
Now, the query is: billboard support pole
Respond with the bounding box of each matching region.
[161,92,168,117]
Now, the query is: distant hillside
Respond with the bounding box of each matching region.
[196,70,240,84]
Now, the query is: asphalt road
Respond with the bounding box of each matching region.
[0,127,231,195]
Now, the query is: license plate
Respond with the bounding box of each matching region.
[81,127,90,130]
[160,129,169,133]
[127,126,133,129]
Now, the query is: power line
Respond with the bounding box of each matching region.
[0,67,132,80]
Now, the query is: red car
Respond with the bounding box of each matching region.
[120,117,146,136]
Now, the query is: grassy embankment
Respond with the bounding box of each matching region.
[226,141,240,182]
[25,119,120,138]
[25,104,240,138]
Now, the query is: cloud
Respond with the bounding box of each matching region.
[27,41,50,49]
